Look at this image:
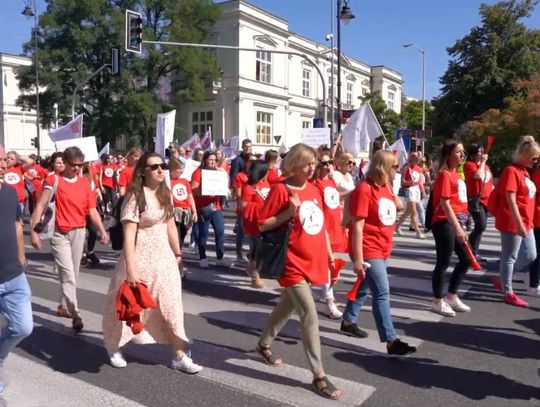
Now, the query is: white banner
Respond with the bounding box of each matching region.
[301,128,330,148]
[181,134,201,152]
[180,159,201,182]
[48,114,83,142]
[155,110,176,157]
[341,102,384,156]
[55,136,99,162]
[201,169,229,196]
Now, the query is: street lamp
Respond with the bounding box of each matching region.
[403,43,426,152]
[336,0,355,134]
[22,0,40,157]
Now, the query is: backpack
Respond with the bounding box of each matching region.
[424,191,435,231]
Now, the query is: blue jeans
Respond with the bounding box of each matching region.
[416,200,425,227]
[500,230,536,293]
[0,273,33,391]
[342,259,396,343]
[196,210,225,260]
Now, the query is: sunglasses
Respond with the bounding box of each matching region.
[67,162,84,168]
[347,161,355,165]
[392,164,399,169]
[320,160,333,167]
[146,163,168,171]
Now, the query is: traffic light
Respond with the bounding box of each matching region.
[31,136,39,149]
[111,47,120,76]
[125,10,143,53]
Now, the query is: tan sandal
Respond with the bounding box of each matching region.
[256,342,282,366]
[56,305,72,319]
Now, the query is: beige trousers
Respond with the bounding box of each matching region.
[260,280,324,375]
[50,228,86,315]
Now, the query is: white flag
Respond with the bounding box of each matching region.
[341,102,384,156]
[155,110,176,157]
[221,135,239,158]
[388,138,408,169]
[48,114,83,142]
[181,134,201,151]
[97,142,110,159]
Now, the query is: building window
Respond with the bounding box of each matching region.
[302,69,311,97]
[256,49,272,83]
[346,82,354,107]
[302,121,311,129]
[256,111,273,144]
[387,91,395,110]
[191,110,213,135]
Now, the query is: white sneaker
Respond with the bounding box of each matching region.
[326,303,343,319]
[445,296,471,312]
[216,258,230,268]
[171,354,203,374]
[526,286,540,297]
[395,227,404,236]
[180,267,187,279]
[109,351,127,368]
[199,258,209,269]
[416,231,426,239]
[431,300,456,317]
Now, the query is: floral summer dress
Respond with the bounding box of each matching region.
[102,190,188,352]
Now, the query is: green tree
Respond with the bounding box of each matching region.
[400,99,431,130]
[359,91,402,143]
[16,0,221,149]
[431,0,540,136]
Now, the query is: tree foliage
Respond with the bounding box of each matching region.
[431,0,540,136]
[16,0,221,149]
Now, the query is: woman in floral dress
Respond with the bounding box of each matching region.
[102,152,202,374]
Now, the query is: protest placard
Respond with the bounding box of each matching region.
[301,128,330,148]
[180,159,201,182]
[55,136,99,162]
[201,169,229,196]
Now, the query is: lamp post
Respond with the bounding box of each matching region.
[336,0,355,134]
[22,0,40,157]
[403,43,426,152]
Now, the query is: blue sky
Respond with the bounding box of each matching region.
[2,0,539,100]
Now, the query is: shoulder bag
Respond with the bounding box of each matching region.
[34,175,59,240]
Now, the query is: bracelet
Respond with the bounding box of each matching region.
[174,253,182,257]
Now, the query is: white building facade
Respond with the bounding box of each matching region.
[0,53,54,156]
[177,0,404,153]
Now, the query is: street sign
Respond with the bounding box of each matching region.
[125,10,143,53]
[274,135,282,145]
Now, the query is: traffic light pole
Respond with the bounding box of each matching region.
[140,40,328,142]
[71,64,110,119]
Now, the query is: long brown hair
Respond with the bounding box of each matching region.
[124,152,174,219]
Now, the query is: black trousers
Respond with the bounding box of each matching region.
[432,220,471,299]
[468,204,487,255]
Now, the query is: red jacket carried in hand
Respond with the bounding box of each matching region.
[116,282,157,334]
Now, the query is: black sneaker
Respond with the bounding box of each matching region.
[340,321,368,338]
[80,254,88,266]
[387,339,416,356]
[72,316,84,333]
[87,252,100,266]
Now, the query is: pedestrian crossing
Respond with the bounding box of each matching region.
[10,214,505,406]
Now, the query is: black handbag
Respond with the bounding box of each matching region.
[255,185,293,279]
[468,195,481,213]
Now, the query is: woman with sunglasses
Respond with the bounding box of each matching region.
[191,151,228,269]
[102,152,202,374]
[331,153,356,197]
[340,150,416,355]
[312,152,346,319]
[463,144,493,261]
[31,147,109,333]
[492,136,540,307]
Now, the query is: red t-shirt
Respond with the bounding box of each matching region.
[118,165,135,188]
[25,164,46,195]
[241,180,270,236]
[234,172,249,215]
[4,165,26,202]
[101,164,116,189]
[267,168,286,185]
[348,180,397,260]
[431,169,469,225]
[258,182,328,287]
[314,178,348,253]
[217,162,230,174]
[170,178,193,209]
[191,168,222,211]
[495,164,536,234]
[403,164,423,189]
[463,161,494,206]
[44,174,96,233]
[533,169,540,228]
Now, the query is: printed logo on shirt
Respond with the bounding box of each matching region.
[258,187,270,200]
[323,186,340,210]
[172,183,188,201]
[28,169,37,177]
[457,179,468,203]
[104,168,114,177]
[299,200,324,236]
[378,197,397,226]
[5,172,21,185]
[411,170,420,183]
[525,177,537,199]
